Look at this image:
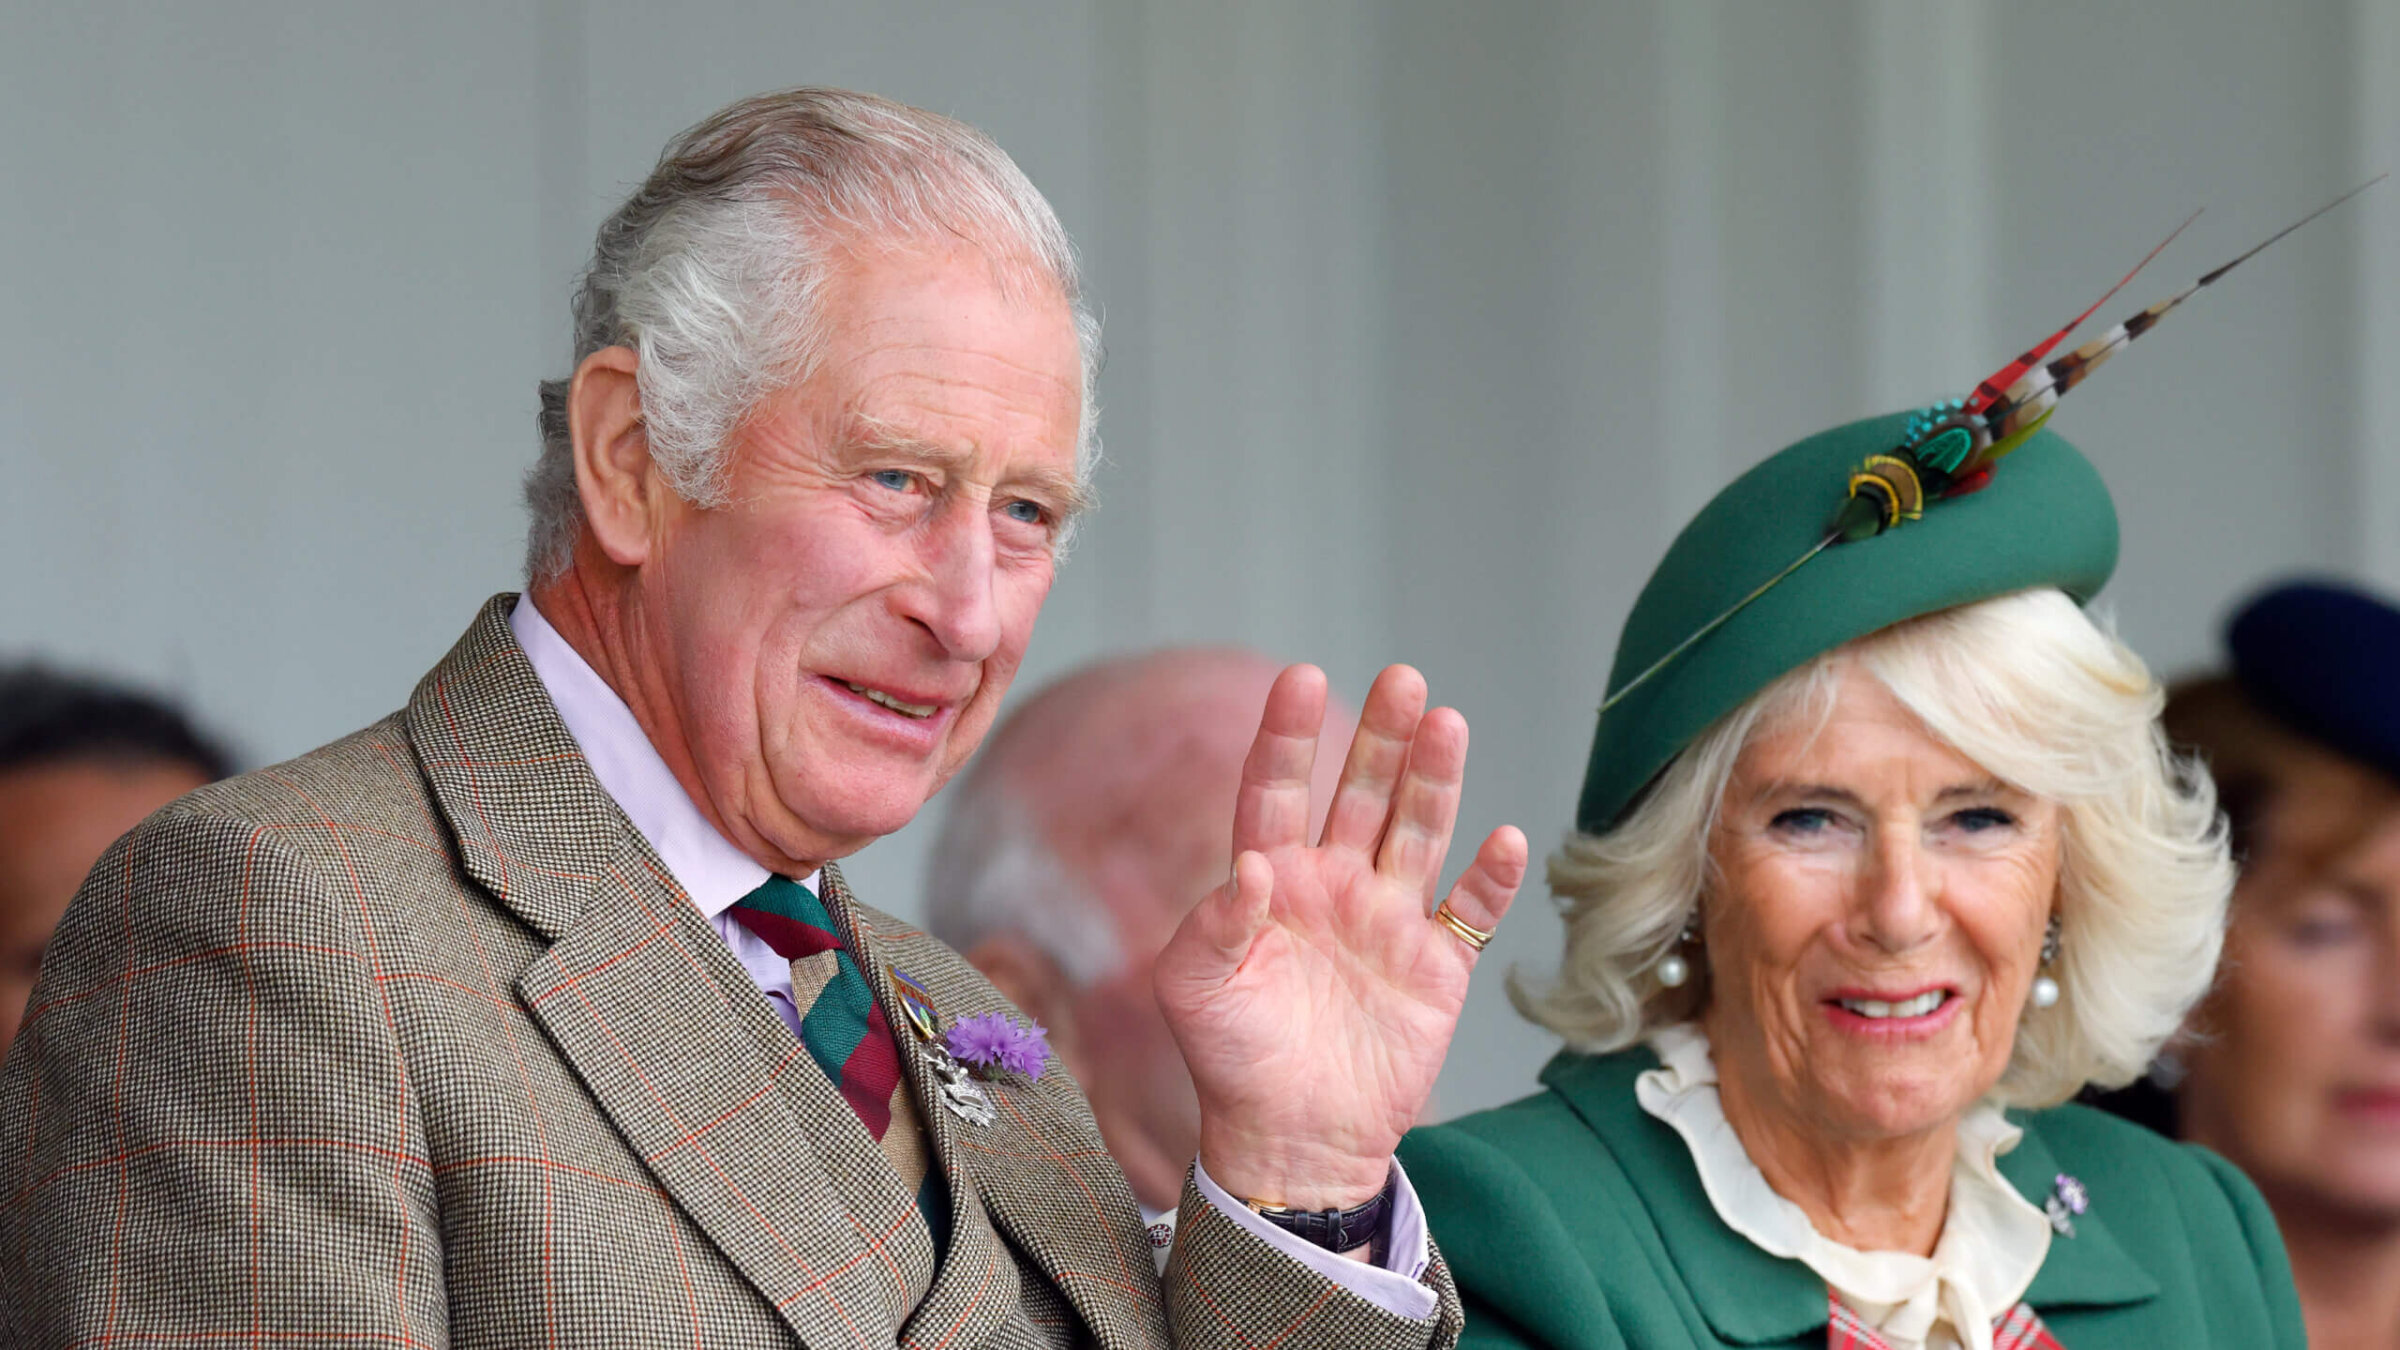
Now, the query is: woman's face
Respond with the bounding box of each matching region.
[2183,805,2400,1220]
[1701,665,2063,1144]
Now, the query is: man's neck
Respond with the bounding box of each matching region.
[527,566,819,878]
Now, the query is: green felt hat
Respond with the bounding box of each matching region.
[1574,411,2118,833]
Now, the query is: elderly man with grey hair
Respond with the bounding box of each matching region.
[928,650,1357,1220]
[0,89,1527,1349]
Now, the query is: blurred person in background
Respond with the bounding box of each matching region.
[0,665,232,1051]
[927,648,1358,1217]
[2102,580,2400,1350]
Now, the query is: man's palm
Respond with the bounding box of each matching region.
[1156,665,1526,1210]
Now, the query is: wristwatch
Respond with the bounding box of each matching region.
[1241,1176,1394,1256]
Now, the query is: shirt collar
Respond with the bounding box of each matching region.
[1634,1022,2052,1350]
[510,596,784,917]
[1535,1042,2160,1347]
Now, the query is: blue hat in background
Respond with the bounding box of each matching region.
[2225,580,2400,784]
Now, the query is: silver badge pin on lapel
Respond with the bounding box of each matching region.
[890,967,998,1128]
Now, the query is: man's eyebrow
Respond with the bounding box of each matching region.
[842,416,1091,518]
[1007,463,1092,518]
[841,418,973,469]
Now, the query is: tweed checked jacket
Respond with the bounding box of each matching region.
[0,596,1463,1349]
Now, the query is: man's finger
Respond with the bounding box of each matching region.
[1317,665,1428,855]
[1231,666,1328,859]
[1431,826,1528,960]
[1374,707,1468,900]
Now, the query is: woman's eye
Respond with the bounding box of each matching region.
[1951,807,2016,833]
[1000,499,1047,526]
[870,469,916,492]
[2284,902,2367,950]
[2289,918,2363,948]
[1770,808,1835,834]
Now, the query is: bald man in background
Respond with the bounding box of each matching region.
[928,649,1358,1215]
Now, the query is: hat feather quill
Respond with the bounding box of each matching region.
[1599,177,2385,717]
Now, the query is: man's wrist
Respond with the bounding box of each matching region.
[1236,1171,1395,1262]
[1197,1133,1394,1211]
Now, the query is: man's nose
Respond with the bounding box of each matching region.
[898,500,1002,660]
[1856,825,1941,955]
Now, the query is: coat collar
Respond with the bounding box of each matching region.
[402,593,619,940]
[410,598,921,1344]
[1539,1048,2158,1346]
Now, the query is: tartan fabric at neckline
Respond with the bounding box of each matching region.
[729,875,905,1141]
[1828,1293,2064,1350]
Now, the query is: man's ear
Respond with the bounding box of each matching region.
[962,935,1080,1066]
[568,345,656,568]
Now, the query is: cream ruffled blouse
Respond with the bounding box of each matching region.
[1635,1023,2054,1350]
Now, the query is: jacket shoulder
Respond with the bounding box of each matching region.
[167,711,425,837]
[34,712,437,996]
[1402,1084,1639,1349]
[2022,1100,2259,1207]
[2017,1103,2305,1348]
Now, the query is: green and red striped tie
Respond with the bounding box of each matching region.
[731,876,950,1254]
[729,876,908,1138]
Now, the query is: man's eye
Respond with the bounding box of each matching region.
[1000,499,1047,526]
[871,469,916,492]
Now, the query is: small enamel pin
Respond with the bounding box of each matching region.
[888,967,998,1128]
[891,967,941,1042]
[2046,1172,2089,1237]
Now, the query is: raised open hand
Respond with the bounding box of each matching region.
[1156,664,1528,1211]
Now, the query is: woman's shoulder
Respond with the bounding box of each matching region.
[2016,1099,2270,1213]
[1401,1052,1668,1347]
[1404,1048,1654,1184]
[2013,1102,2303,1346]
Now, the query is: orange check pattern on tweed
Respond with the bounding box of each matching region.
[0,595,1464,1350]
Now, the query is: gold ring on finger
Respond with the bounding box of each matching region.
[1432,900,1493,952]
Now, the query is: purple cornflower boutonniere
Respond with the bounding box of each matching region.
[945,1012,1049,1080]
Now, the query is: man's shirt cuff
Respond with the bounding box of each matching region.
[1188,1155,1438,1321]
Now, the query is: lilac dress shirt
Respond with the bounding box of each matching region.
[510,597,1435,1318]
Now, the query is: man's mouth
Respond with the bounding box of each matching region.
[1831,989,1950,1020]
[842,680,938,719]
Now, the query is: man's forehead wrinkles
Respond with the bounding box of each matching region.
[828,320,1079,382]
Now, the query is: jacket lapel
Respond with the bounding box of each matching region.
[2000,1121,2160,1312]
[828,867,1171,1350]
[406,595,903,1348]
[1542,1046,2164,1344]
[1542,1049,1834,1346]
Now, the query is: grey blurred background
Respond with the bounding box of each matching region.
[5,0,2397,1120]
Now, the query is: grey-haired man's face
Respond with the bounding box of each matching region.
[639,243,1084,864]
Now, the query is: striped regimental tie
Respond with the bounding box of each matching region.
[730,875,951,1254]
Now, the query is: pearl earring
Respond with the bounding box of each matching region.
[2029,914,2062,1009]
[1656,917,1699,988]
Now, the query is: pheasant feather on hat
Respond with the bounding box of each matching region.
[1599,176,2387,720]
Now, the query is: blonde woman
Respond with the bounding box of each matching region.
[1400,412,2299,1350]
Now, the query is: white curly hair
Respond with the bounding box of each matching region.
[1512,587,2235,1108]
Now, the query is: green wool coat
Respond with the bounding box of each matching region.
[1398,1048,2303,1350]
